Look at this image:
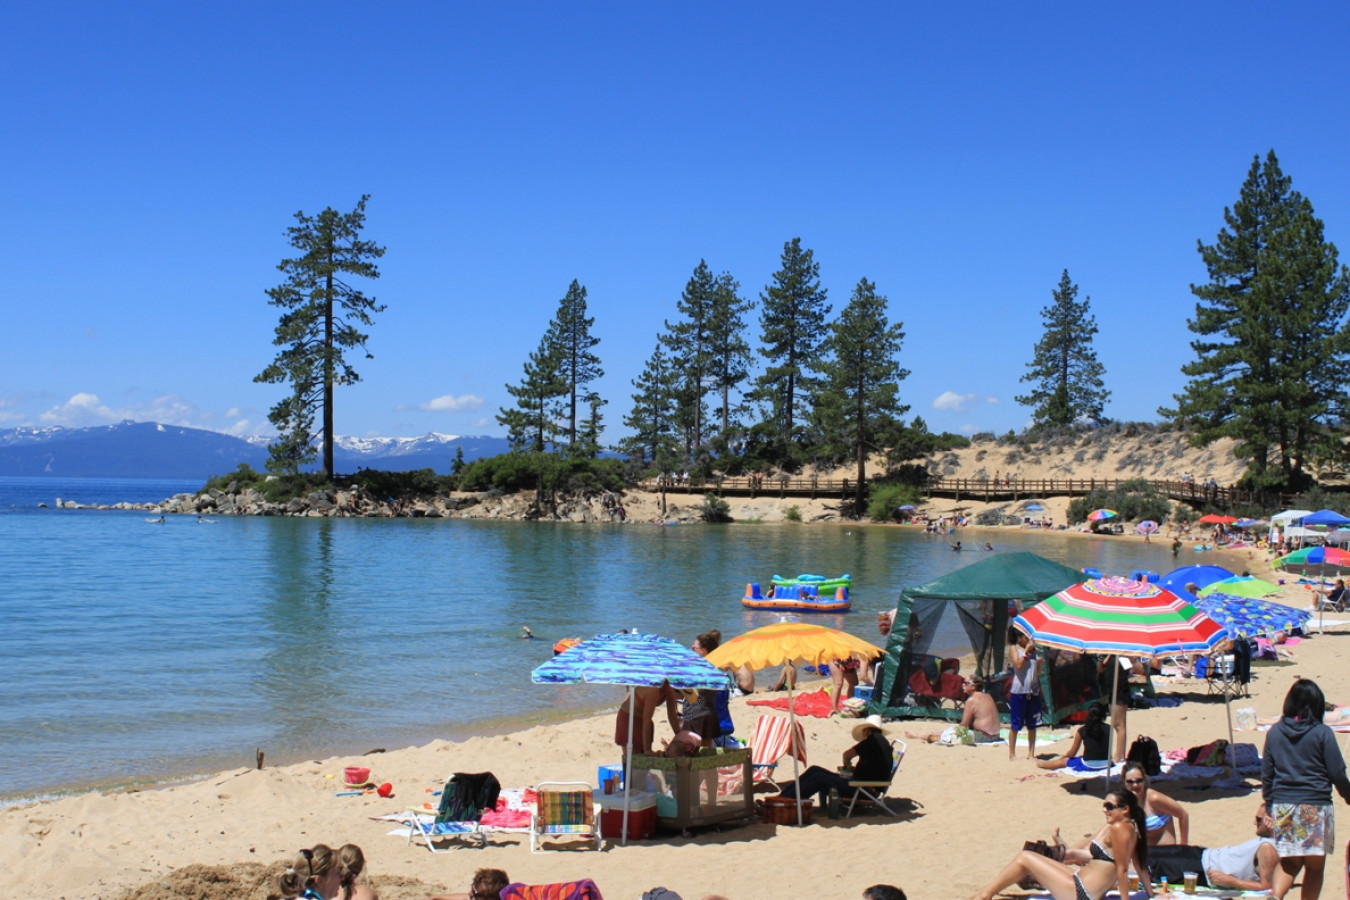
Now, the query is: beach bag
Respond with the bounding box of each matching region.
[1185,738,1229,767]
[1127,735,1162,775]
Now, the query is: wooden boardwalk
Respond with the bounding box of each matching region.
[634,475,1294,510]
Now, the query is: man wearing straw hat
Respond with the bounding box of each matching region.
[775,714,894,808]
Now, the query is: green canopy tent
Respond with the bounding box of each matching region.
[867,552,1096,724]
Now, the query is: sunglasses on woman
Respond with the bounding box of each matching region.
[1103,801,1124,811]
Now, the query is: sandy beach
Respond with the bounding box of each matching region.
[6,533,1346,900]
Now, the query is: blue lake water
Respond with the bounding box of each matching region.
[0,476,1185,803]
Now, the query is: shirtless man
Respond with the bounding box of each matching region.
[906,678,1001,744]
[615,681,681,755]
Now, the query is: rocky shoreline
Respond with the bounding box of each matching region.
[60,481,723,523]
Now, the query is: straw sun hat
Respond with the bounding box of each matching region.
[851,714,890,742]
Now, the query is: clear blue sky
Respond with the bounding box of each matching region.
[3,3,1348,441]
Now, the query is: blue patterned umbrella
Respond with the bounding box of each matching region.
[1193,592,1311,638]
[531,631,730,689]
[531,632,729,845]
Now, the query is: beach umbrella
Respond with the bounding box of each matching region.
[1193,592,1311,639]
[898,505,917,511]
[1233,518,1265,529]
[1299,509,1350,527]
[532,632,730,844]
[1014,576,1228,787]
[1135,521,1160,535]
[705,622,880,825]
[1024,503,1044,511]
[1197,575,1281,599]
[1087,509,1118,522]
[1196,514,1237,525]
[1159,564,1235,596]
[1274,546,1350,569]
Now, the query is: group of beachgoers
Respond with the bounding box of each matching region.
[967,677,1350,900]
[279,854,906,900]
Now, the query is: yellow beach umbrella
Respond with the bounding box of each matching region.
[706,622,883,824]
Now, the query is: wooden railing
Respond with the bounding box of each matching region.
[633,475,1297,509]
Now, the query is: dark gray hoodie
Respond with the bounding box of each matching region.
[1261,716,1350,806]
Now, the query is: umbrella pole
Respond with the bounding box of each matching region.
[1106,660,1123,797]
[623,686,635,847]
[788,673,803,826]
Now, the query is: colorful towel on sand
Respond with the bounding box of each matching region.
[746,689,836,717]
[501,880,603,900]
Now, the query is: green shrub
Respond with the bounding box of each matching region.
[202,463,265,494]
[784,505,802,522]
[700,493,732,523]
[867,482,922,522]
[1066,478,1173,525]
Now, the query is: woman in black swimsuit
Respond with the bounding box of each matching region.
[970,789,1150,900]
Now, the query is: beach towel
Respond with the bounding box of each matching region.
[746,688,836,717]
[501,880,603,900]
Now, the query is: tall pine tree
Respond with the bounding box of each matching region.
[1163,151,1350,490]
[619,342,680,468]
[752,238,830,463]
[546,280,604,452]
[707,270,755,451]
[1015,269,1109,427]
[255,195,385,478]
[662,261,716,461]
[497,335,564,452]
[815,277,910,514]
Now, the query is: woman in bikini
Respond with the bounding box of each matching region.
[970,788,1150,900]
[1122,761,1190,845]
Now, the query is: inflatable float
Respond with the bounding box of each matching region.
[742,576,851,612]
[771,573,851,593]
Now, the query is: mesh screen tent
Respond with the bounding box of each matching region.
[868,552,1100,724]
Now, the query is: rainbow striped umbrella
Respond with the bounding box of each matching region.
[1087,509,1118,522]
[1275,545,1350,569]
[1014,576,1228,657]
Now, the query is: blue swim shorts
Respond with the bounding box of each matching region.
[1009,693,1043,731]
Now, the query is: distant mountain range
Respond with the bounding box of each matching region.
[0,422,512,479]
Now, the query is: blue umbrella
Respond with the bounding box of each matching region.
[532,632,729,844]
[1159,565,1235,596]
[1194,592,1311,638]
[532,631,729,689]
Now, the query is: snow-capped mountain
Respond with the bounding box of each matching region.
[0,422,510,479]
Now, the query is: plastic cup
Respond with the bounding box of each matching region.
[1129,874,1140,892]
[603,778,614,794]
[1183,872,1197,894]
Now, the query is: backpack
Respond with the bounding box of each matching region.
[1126,735,1162,776]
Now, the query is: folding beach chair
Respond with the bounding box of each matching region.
[529,781,601,852]
[406,772,502,852]
[1205,654,1236,696]
[718,714,807,796]
[845,739,906,818]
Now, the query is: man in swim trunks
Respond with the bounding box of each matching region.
[906,678,1001,745]
[1145,803,1277,890]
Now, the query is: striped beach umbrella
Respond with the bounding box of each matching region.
[1274,545,1350,569]
[1014,576,1228,657]
[1086,509,1118,522]
[1015,577,1228,788]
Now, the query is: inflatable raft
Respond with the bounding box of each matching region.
[742,578,851,612]
[771,573,851,592]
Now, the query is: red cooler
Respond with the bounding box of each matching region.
[598,791,657,840]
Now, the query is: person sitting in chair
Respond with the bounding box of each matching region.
[1320,579,1347,612]
[775,715,893,807]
